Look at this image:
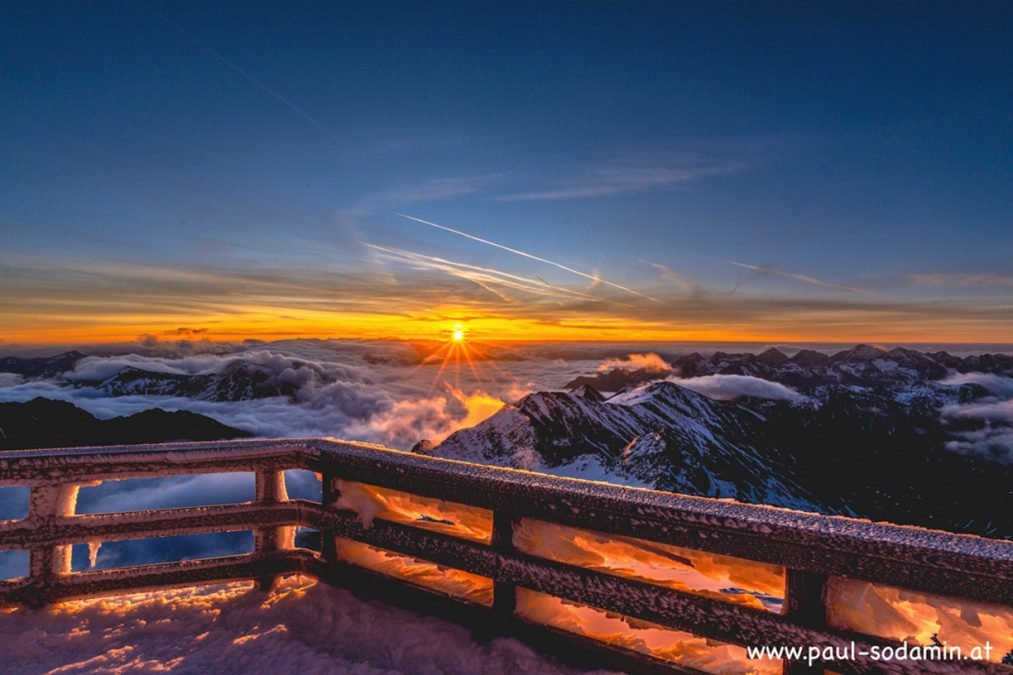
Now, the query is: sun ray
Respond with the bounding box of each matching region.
[428,343,456,394]
[454,343,462,387]
[464,340,513,383]
[419,322,520,393]
[460,343,483,386]
[407,341,452,380]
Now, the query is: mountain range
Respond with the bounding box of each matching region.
[419,345,1012,539]
[1,344,1010,537]
[0,397,251,451]
[0,351,86,380]
[564,344,1012,394]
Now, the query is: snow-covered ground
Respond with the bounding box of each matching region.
[0,576,610,674]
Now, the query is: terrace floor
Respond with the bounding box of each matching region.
[0,575,608,675]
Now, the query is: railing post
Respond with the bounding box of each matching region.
[491,511,517,619]
[319,468,340,564]
[470,511,518,642]
[26,484,79,607]
[254,470,293,590]
[783,569,828,675]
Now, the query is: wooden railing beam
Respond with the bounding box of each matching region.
[1,550,311,606]
[0,439,1009,674]
[0,501,305,548]
[3,439,1008,602]
[307,506,994,674]
[312,441,1013,604]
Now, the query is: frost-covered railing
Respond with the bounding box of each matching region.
[0,439,1010,675]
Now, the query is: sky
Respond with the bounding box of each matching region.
[2,1,1012,346]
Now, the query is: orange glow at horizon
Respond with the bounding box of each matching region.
[5,305,1013,347]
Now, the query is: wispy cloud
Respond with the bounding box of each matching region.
[910,273,1013,289]
[494,164,747,202]
[362,243,600,303]
[726,260,872,295]
[4,247,1012,344]
[668,374,805,402]
[164,327,210,336]
[646,262,703,296]
[395,213,659,302]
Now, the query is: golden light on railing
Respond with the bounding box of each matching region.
[515,588,782,674]
[334,537,494,606]
[335,480,493,544]
[825,578,1013,663]
[3,440,1010,674]
[513,519,785,612]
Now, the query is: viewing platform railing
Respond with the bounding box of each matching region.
[0,438,1010,674]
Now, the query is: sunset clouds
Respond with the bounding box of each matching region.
[0,340,559,449]
[3,242,1013,345]
[596,353,672,374]
[2,4,1010,346]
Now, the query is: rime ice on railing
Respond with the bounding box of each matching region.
[335,479,492,544]
[515,588,782,674]
[513,519,785,612]
[1,438,1011,675]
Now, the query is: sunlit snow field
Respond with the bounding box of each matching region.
[0,575,607,675]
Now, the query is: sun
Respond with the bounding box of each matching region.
[415,321,509,393]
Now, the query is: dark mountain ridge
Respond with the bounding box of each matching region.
[566,343,1012,394]
[420,380,828,514]
[0,397,251,450]
[426,346,1013,539]
[0,351,85,379]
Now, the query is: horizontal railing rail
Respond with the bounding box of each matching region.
[1,438,1010,675]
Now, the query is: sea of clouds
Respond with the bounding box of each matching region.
[1,340,1010,575]
[0,339,601,449]
[0,340,820,449]
[3,340,1009,460]
[939,372,1013,464]
[0,339,605,575]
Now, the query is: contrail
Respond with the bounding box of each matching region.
[726,260,872,294]
[144,5,340,143]
[394,213,659,302]
[362,242,601,302]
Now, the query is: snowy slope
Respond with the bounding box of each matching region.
[419,381,825,512]
[421,368,1013,537]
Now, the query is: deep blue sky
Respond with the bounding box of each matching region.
[2,1,1011,343]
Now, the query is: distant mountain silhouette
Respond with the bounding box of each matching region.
[563,343,1010,392]
[0,397,251,450]
[0,351,85,379]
